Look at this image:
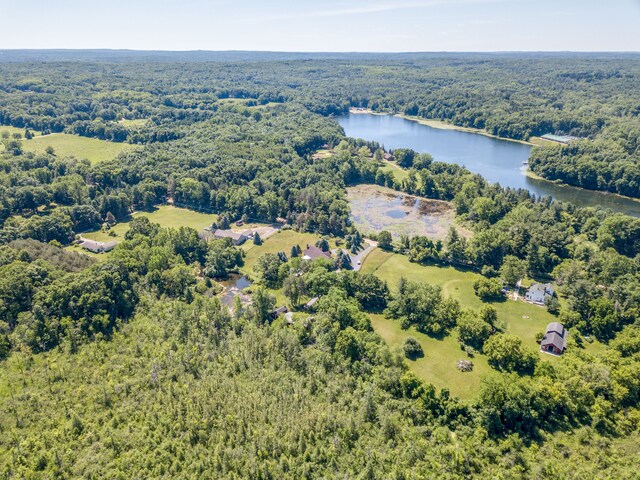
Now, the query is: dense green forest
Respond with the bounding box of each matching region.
[1,53,639,477]
[1,52,639,196]
[529,119,640,197]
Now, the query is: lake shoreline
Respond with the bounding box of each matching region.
[348,108,534,146]
[524,170,640,205]
[340,112,640,217]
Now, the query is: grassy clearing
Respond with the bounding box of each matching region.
[216,98,282,110]
[242,229,338,272]
[77,205,218,244]
[117,118,148,128]
[362,249,603,398]
[371,314,490,400]
[379,160,409,182]
[311,149,334,159]
[23,133,135,163]
[241,229,340,307]
[1,126,40,137]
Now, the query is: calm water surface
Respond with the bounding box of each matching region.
[337,114,640,217]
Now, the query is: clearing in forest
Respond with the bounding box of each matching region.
[23,133,135,163]
[361,249,604,400]
[67,206,219,257]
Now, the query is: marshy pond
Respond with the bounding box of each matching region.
[347,185,465,239]
[219,274,253,308]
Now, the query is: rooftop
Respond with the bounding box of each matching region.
[303,245,331,260]
[213,229,247,241]
[541,322,567,352]
[541,134,579,144]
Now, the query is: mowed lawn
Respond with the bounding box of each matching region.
[242,229,339,306]
[379,160,409,182]
[79,205,218,243]
[362,249,601,399]
[370,314,491,400]
[242,229,338,272]
[23,133,135,163]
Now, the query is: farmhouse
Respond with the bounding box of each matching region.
[302,245,331,261]
[540,322,567,355]
[80,238,117,253]
[525,283,555,305]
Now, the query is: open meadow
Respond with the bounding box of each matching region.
[24,133,135,163]
[82,205,218,242]
[361,248,604,399]
[1,126,135,163]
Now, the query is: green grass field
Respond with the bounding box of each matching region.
[370,314,491,400]
[241,229,340,306]
[1,126,38,137]
[78,205,218,244]
[242,229,337,271]
[379,160,409,182]
[23,133,135,163]
[362,249,602,399]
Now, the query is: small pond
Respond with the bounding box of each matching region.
[220,274,253,308]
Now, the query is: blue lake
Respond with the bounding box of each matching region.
[337,113,640,217]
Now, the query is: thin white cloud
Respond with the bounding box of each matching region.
[260,0,507,21]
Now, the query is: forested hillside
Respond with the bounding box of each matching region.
[1,54,639,478]
[530,119,640,197]
[1,53,638,196]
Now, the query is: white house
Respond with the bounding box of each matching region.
[525,283,555,305]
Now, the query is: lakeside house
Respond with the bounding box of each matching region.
[525,283,555,305]
[80,238,117,253]
[302,245,331,261]
[540,322,567,355]
[540,134,579,144]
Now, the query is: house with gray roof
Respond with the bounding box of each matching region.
[80,238,117,253]
[525,283,555,305]
[302,245,330,261]
[540,322,567,355]
[210,229,248,245]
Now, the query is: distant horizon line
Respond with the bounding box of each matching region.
[1,48,639,54]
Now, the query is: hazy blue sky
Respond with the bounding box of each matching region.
[3,0,640,51]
